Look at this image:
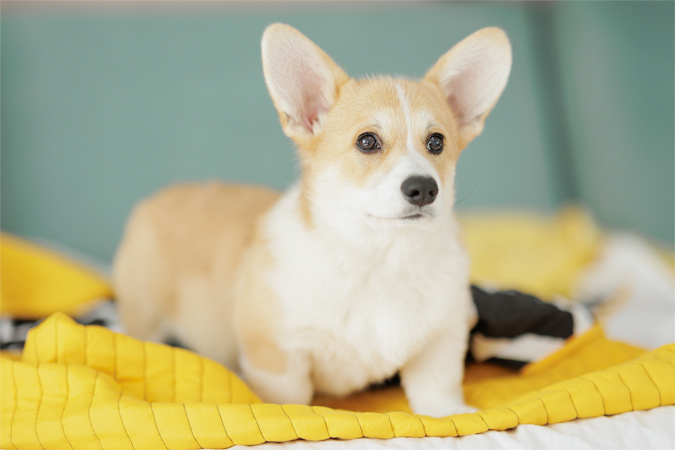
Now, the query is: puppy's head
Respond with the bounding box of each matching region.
[262,24,511,234]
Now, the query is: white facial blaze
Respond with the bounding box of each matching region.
[392,81,441,192]
[395,82,416,154]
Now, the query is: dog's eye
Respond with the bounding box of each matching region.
[427,134,444,154]
[356,133,381,153]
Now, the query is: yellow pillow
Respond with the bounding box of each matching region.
[0,233,112,318]
[462,206,601,299]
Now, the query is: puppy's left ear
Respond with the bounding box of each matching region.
[424,28,512,149]
[262,24,349,144]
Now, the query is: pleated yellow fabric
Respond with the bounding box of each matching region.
[2,314,673,449]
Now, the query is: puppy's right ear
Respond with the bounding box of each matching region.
[262,24,349,144]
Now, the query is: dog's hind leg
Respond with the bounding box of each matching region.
[239,345,314,405]
[112,206,173,344]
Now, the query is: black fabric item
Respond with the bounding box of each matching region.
[470,285,574,339]
[484,357,529,370]
[0,300,189,352]
[0,318,39,350]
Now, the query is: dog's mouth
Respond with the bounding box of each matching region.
[367,211,430,221]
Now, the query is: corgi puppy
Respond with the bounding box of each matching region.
[113,24,511,417]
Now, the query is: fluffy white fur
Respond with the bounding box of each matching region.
[248,181,476,416]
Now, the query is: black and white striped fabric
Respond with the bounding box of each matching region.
[0,300,122,351]
[469,286,593,369]
[0,287,594,369]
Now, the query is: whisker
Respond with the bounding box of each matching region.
[453,182,478,207]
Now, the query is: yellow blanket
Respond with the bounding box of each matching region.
[1,208,673,449]
[2,314,673,449]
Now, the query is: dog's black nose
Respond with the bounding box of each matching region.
[401,176,438,207]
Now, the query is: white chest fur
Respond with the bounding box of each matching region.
[261,187,472,396]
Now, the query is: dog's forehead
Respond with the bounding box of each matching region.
[338,77,454,129]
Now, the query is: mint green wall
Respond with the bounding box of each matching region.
[2,2,673,263]
[553,1,674,245]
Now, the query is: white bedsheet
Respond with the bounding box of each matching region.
[239,406,675,450]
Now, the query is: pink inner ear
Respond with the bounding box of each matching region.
[302,94,324,133]
[293,59,330,134]
[444,66,483,126]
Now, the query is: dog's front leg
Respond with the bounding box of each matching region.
[239,345,314,405]
[400,323,474,417]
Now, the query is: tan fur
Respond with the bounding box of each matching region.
[113,182,279,367]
